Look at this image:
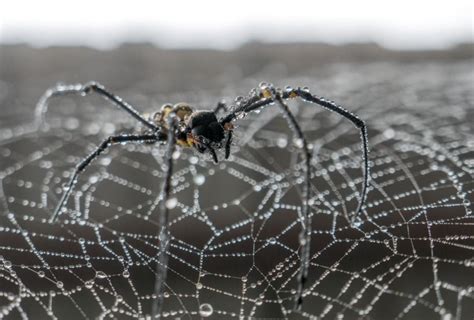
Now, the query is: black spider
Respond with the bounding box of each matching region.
[36,81,370,315]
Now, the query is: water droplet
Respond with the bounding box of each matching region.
[196,282,203,290]
[84,280,93,289]
[193,174,205,186]
[122,270,130,278]
[165,198,178,209]
[172,150,181,160]
[96,271,107,279]
[199,303,213,317]
[442,313,452,320]
[65,117,79,130]
[100,157,112,166]
[277,137,288,148]
[38,271,45,278]
[294,138,304,148]
[383,128,395,139]
[56,281,64,289]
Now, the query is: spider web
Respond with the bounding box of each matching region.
[0,62,473,320]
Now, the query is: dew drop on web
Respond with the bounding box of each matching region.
[199,303,213,317]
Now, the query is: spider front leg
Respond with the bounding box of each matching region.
[49,133,159,223]
[221,83,371,309]
[287,87,370,221]
[152,114,178,318]
[273,92,312,310]
[221,86,312,310]
[223,84,370,222]
[35,82,158,131]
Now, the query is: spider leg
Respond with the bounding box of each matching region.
[152,114,178,318]
[207,145,219,163]
[221,89,312,310]
[221,86,370,222]
[221,84,371,309]
[35,82,158,131]
[49,133,160,223]
[224,130,233,159]
[273,93,312,311]
[288,88,370,222]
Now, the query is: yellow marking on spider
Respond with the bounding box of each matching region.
[262,88,273,98]
[176,139,192,147]
[173,103,193,121]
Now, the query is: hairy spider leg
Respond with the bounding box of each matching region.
[49,133,160,223]
[152,115,178,318]
[35,82,159,131]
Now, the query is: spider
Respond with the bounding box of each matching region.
[36,81,370,315]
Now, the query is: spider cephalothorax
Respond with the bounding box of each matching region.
[36,81,370,314]
[149,102,231,162]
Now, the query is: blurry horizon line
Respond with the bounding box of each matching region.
[1,39,473,52]
[2,0,472,51]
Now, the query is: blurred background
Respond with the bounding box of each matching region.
[1,0,473,49]
[0,1,473,320]
[1,0,472,122]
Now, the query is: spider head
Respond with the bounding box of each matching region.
[182,111,225,152]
